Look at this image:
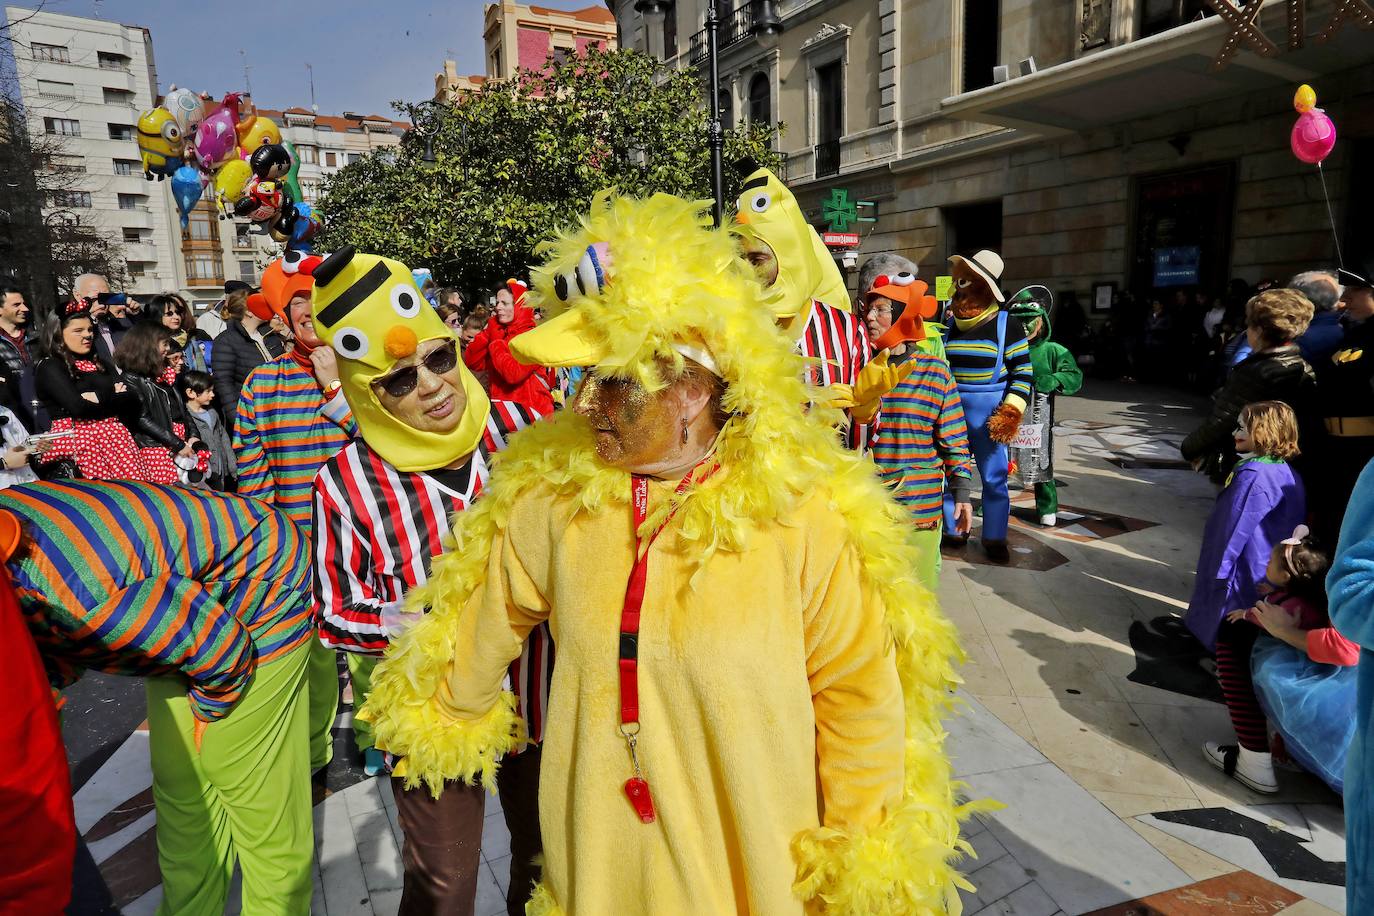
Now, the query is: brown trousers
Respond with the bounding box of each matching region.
[392,777,485,916]
[497,745,544,916]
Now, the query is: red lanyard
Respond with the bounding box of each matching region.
[618,462,715,824]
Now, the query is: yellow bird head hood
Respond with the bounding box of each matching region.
[733,166,850,320]
[304,245,490,471]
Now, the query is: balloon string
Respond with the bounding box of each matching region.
[1317,162,1345,270]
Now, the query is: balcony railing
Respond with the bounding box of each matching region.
[688,2,757,65]
[814,139,840,178]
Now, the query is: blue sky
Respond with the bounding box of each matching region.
[22,0,604,116]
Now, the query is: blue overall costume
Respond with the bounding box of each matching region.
[943,311,1033,542]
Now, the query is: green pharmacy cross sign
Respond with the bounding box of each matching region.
[822,188,878,233]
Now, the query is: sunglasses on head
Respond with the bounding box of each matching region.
[372,338,459,399]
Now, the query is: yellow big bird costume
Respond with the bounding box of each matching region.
[360,193,975,914]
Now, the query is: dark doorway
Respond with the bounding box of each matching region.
[943,199,1004,262]
[963,0,1001,92]
[1346,139,1373,273]
[1130,164,1236,299]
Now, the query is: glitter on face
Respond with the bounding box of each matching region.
[574,371,682,470]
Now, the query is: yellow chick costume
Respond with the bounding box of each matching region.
[360,194,973,914]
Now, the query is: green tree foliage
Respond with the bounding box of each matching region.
[317,47,781,291]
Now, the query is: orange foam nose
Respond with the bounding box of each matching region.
[735,211,749,225]
[385,325,419,359]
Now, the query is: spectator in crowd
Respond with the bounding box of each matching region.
[463,280,557,413]
[179,370,235,492]
[1245,532,1354,795]
[1140,298,1174,383]
[234,256,355,775]
[147,293,212,374]
[436,298,464,333]
[435,286,463,314]
[0,284,41,431]
[114,323,200,485]
[211,287,288,424]
[1206,528,1350,794]
[0,481,319,915]
[34,305,147,481]
[1184,401,1306,652]
[1291,270,1345,366]
[73,275,132,364]
[1309,260,1374,544]
[1055,290,1088,355]
[1181,289,1316,481]
[458,312,485,351]
[196,280,250,340]
[0,398,44,489]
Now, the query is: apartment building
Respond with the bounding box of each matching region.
[613,0,1374,306]
[3,6,184,296]
[435,2,617,101]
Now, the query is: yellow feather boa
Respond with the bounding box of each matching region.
[359,193,978,913]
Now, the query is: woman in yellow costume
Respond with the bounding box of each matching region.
[361,193,973,914]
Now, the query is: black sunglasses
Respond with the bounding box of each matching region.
[372,339,459,399]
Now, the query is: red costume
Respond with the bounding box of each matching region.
[463,280,557,413]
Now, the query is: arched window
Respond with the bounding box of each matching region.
[748,72,771,125]
[717,89,733,126]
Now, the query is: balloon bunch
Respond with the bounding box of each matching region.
[139,86,323,251]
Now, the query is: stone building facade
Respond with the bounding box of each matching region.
[612,0,1373,307]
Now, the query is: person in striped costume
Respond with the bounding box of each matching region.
[733,166,874,449]
[856,273,973,588]
[1,481,317,916]
[305,246,552,916]
[233,254,355,776]
[941,250,1033,563]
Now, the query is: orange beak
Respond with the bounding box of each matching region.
[384,325,419,360]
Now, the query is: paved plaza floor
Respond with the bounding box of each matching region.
[64,380,1348,915]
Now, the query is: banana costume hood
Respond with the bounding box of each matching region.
[735,166,851,321]
[303,246,490,472]
[360,194,975,913]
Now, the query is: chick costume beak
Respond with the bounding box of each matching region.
[733,166,850,321]
[306,245,490,472]
[512,238,720,375]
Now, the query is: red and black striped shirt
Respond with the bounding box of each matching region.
[796,299,874,451]
[312,400,552,743]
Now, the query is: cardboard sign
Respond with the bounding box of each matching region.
[935,275,953,302]
[1010,423,1043,449]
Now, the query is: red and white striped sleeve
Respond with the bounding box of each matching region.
[311,455,391,654]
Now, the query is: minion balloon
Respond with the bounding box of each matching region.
[303,246,491,471]
[136,107,184,180]
[734,166,850,327]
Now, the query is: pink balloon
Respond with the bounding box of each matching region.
[1291,109,1337,165]
[193,107,240,172]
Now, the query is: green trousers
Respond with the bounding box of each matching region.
[346,652,379,752]
[147,639,314,916]
[1034,480,1058,517]
[308,639,339,770]
[912,526,943,593]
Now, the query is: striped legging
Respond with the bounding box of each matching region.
[1216,619,1269,752]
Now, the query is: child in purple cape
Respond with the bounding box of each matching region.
[1184,400,1306,652]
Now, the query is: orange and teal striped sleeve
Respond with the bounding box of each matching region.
[1,481,314,722]
[872,354,973,526]
[234,356,356,532]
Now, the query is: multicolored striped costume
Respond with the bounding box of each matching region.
[872,353,973,527]
[234,354,357,529]
[796,299,874,451]
[2,480,312,721]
